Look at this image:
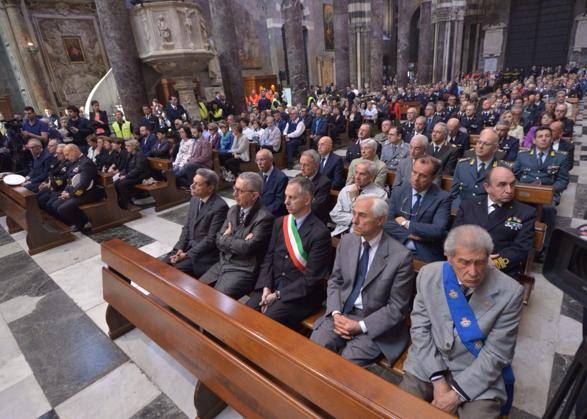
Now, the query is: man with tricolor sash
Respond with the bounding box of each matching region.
[247,177,332,328]
[400,225,524,418]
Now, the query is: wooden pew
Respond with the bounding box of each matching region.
[133,158,190,212]
[0,180,75,255]
[238,142,260,173]
[80,173,141,232]
[101,239,449,419]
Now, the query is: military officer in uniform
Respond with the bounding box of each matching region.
[454,166,536,279]
[494,120,519,162]
[513,126,569,250]
[38,144,69,210]
[46,144,100,232]
[450,128,508,210]
[460,104,482,134]
[479,99,499,128]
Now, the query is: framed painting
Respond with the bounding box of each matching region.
[63,36,85,63]
[323,4,334,51]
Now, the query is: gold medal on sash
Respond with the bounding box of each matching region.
[474,340,483,349]
[449,289,458,299]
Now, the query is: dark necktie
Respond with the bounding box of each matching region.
[411,193,422,219]
[434,145,440,156]
[238,208,246,225]
[263,173,268,184]
[320,157,326,171]
[460,284,472,301]
[342,241,371,314]
[538,152,545,164]
[478,162,486,175]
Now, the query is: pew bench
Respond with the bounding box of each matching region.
[80,172,141,232]
[101,239,448,419]
[0,179,75,254]
[133,158,190,212]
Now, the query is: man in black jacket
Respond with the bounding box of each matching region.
[114,139,149,209]
[163,169,229,277]
[298,149,333,224]
[64,106,94,153]
[317,136,345,190]
[247,177,332,328]
[454,166,535,279]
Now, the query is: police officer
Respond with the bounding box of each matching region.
[454,166,536,279]
[46,144,100,232]
[450,128,509,209]
[479,99,499,128]
[513,125,569,250]
[38,144,69,210]
[494,119,520,161]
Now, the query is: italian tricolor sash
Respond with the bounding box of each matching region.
[282,214,308,272]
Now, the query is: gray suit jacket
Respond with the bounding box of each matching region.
[404,262,524,403]
[318,232,415,362]
[392,157,412,188]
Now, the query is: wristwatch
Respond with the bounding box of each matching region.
[276,290,281,300]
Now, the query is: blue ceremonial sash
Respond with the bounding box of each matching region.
[442,262,515,416]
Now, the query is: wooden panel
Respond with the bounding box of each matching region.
[103,268,318,419]
[147,157,172,171]
[0,95,13,120]
[386,170,396,187]
[514,184,553,206]
[101,240,449,419]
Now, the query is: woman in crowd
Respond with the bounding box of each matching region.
[348,103,363,139]
[500,110,524,143]
[207,122,221,149]
[218,122,233,155]
[329,106,346,144]
[219,124,249,179]
[95,138,115,172]
[523,111,555,148]
[115,139,149,209]
[172,126,196,174]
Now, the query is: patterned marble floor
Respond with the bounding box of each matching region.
[1,103,586,418]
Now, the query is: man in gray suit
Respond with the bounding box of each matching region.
[393,134,428,189]
[400,225,524,419]
[201,172,274,299]
[311,195,414,366]
[163,168,228,277]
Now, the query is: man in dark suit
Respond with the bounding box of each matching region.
[317,136,345,190]
[140,105,159,130]
[423,103,441,138]
[446,118,470,158]
[164,95,188,123]
[247,177,332,328]
[22,139,53,192]
[454,166,535,279]
[298,149,333,224]
[114,140,149,209]
[384,156,452,262]
[256,148,288,217]
[163,168,229,277]
[495,120,519,162]
[550,120,576,170]
[426,122,459,175]
[311,195,414,366]
[400,107,418,140]
[345,123,371,163]
[138,125,158,157]
[201,172,274,299]
[310,109,329,148]
[89,100,111,136]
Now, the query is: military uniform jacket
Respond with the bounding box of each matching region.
[454,197,536,278]
[498,136,520,162]
[513,147,569,205]
[65,156,98,198]
[254,213,332,304]
[450,155,509,209]
[426,142,459,175]
[479,110,498,127]
[460,115,482,134]
[48,158,68,192]
[447,131,470,158]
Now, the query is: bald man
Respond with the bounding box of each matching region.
[45,144,100,232]
[257,148,288,217]
[317,136,345,190]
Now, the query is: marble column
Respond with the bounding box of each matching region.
[1,0,50,110]
[417,0,433,83]
[209,0,246,115]
[94,0,147,125]
[282,0,308,106]
[333,0,350,89]
[396,0,410,86]
[369,0,384,91]
[451,16,465,80]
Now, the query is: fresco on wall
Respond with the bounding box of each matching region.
[33,16,109,106]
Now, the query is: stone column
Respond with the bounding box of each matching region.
[451,15,465,80]
[396,0,410,86]
[417,0,433,83]
[94,0,147,125]
[209,0,246,114]
[349,29,358,88]
[282,0,308,106]
[369,0,384,91]
[333,0,350,89]
[1,0,51,110]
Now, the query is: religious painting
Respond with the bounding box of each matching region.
[323,4,334,51]
[63,36,85,63]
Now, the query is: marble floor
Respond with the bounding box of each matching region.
[1,105,586,418]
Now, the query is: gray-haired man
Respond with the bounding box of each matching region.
[400,225,523,419]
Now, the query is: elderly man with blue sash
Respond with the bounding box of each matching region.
[400,225,524,418]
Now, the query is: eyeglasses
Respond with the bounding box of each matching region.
[233,187,254,195]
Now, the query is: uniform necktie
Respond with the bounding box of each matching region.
[479,162,486,174]
[538,152,545,164]
[342,241,371,314]
[411,193,422,219]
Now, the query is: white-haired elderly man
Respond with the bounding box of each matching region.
[345,139,388,189]
[400,225,524,419]
[330,160,387,236]
[311,195,414,366]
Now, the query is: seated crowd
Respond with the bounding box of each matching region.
[0,68,583,417]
